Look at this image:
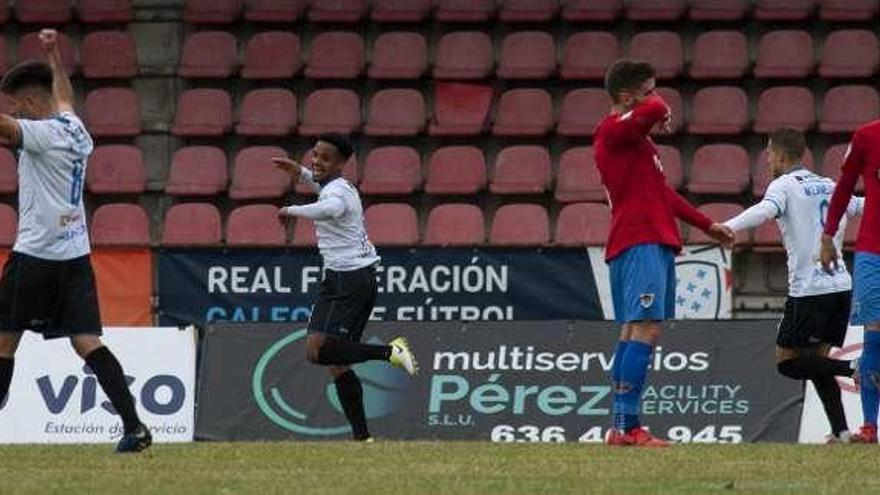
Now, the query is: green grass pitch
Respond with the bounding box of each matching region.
[0,442,876,495]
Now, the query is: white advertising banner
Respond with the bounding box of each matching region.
[0,327,196,444]
[799,325,863,443]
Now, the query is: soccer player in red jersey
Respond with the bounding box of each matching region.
[821,120,880,443]
[595,60,734,447]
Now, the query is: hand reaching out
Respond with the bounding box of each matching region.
[707,223,736,249]
[272,156,303,185]
[38,29,58,53]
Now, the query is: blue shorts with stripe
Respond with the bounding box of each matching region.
[609,243,676,324]
[852,251,880,326]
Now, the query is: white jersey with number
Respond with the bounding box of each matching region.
[726,167,864,297]
[13,112,93,261]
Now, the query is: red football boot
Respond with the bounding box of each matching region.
[623,427,670,447]
[850,424,878,444]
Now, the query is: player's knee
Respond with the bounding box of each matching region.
[70,335,103,359]
[306,335,323,364]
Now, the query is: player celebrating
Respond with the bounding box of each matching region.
[596,59,734,447]
[821,118,880,443]
[0,30,150,453]
[273,134,417,442]
[723,129,861,443]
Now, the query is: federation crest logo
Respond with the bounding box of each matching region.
[675,261,722,319]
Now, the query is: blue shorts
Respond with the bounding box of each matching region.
[609,244,676,324]
[852,252,880,326]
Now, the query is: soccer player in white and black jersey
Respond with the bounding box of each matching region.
[724,129,863,443]
[0,30,150,452]
[274,134,417,441]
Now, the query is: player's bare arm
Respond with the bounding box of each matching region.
[39,29,74,114]
[0,115,22,146]
[272,156,303,185]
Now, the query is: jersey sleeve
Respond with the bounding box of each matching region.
[824,134,865,236]
[603,95,670,146]
[665,184,713,232]
[285,194,346,220]
[724,178,786,232]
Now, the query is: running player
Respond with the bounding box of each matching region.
[596,59,735,447]
[0,30,150,452]
[821,117,880,443]
[273,134,417,442]
[723,129,861,443]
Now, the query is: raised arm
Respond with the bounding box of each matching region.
[272,156,322,193]
[39,29,73,114]
[0,116,21,147]
[605,95,670,145]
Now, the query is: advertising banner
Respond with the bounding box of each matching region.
[91,248,153,326]
[158,248,604,326]
[196,320,799,443]
[0,327,197,444]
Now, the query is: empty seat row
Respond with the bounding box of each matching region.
[181,0,880,24]
[0,0,133,24]
[0,31,136,78]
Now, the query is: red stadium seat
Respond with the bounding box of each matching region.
[360,146,421,195]
[305,32,365,79]
[307,0,369,23]
[425,146,486,195]
[78,0,134,23]
[755,0,815,20]
[626,0,686,20]
[628,31,683,80]
[91,204,150,247]
[371,0,431,22]
[556,89,611,137]
[241,32,302,80]
[560,32,619,81]
[822,144,864,193]
[428,82,492,137]
[299,89,361,136]
[689,31,749,80]
[435,0,495,22]
[86,145,146,194]
[226,205,286,246]
[18,32,76,75]
[365,204,418,246]
[688,86,749,135]
[555,203,610,247]
[820,85,880,133]
[365,89,426,137]
[752,148,814,196]
[292,217,317,247]
[498,0,560,22]
[752,221,783,253]
[562,0,621,21]
[368,32,427,80]
[490,146,551,195]
[0,204,14,247]
[293,150,358,195]
[687,204,745,244]
[236,89,298,137]
[165,146,229,196]
[172,89,232,137]
[754,31,814,79]
[183,0,241,23]
[497,32,556,80]
[229,146,289,200]
[433,32,493,80]
[178,31,237,78]
[81,31,137,79]
[490,204,550,246]
[754,86,816,133]
[162,203,222,246]
[819,30,879,78]
[689,0,749,20]
[655,87,683,134]
[0,148,16,194]
[16,0,71,23]
[687,144,750,194]
[555,146,606,203]
[819,0,878,20]
[84,88,141,138]
[658,145,683,189]
[492,89,553,137]
[244,0,305,21]
[424,204,485,246]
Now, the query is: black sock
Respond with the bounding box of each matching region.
[777,355,853,380]
[812,374,849,436]
[0,357,13,408]
[85,347,140,434]
[335,370,370,440]
[317,339,391,366]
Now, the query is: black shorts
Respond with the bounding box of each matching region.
[308,265,377,342]
[0,252,102,339]
[778,291,851,349]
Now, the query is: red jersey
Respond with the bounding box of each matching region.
[594,95,712,261]
[824,119,880,255]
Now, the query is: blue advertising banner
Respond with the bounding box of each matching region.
[157,248,604,325]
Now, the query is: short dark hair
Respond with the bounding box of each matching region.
[0,60,53,95]
[316,133,354,161]
[769,128,806,162]
[604,59,656,103]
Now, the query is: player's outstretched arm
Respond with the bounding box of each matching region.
[723,200,780,233]
[664,184,735,247]
[39,29,74,114]
[273,156,321,193]
[278,196,345,221]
